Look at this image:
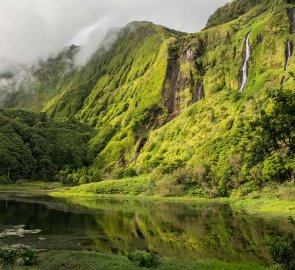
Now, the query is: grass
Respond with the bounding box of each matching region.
[233,197,295,218]
[0,182,62,197]
[50,177,295,219]
[66,175,154,196]
[232,182,295,218]
[50,175,229,204]
[7,250,271,270]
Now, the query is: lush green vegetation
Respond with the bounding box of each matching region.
[5,250,271,270]
[65,175,153,195]
[0,0,294,198]
[232,181,295,218]
[206,0,269,28]
[0,248,38,267]
[0,1,295,270]
[51,178,294,218]
[268,217,295,270]
[0,109,94,183]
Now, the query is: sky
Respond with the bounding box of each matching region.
[0,0,229,71]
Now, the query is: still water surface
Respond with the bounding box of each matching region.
[0,196,294,264]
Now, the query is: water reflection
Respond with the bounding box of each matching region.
[0,196,293,264]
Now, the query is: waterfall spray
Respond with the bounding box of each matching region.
[239,33,251,92]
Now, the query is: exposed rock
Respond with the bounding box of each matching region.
[288,8,295,34]
[184,48,195,61]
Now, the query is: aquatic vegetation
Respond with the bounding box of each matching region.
[126,250,160,268]
[0,247,38,267]
[268,218,295,270]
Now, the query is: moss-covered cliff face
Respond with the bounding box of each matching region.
[134,0,295,195]
[0,0,294,194]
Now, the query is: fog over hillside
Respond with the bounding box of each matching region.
[0,0,228,71]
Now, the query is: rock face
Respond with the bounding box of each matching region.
[163,44,205,116]
[288,8,295,33]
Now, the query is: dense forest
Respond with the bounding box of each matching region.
[0,110,94,183]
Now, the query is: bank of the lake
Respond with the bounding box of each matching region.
[0,182,62,197]
[9,250,271,270]
[50,177,295,219]
[0,179,294,219]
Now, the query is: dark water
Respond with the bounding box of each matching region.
[0,196,294,264]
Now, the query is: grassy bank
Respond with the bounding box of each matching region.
[0,178,294,218]
[51,176,295,219]
[231,182,295,218]
[0,182,62,197]
[8,250,271,270]
[233,197,295,218]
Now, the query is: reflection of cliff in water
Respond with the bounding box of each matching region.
[0,197,294,264]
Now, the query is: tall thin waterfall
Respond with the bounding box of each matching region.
[285,40,292,71]
[239,33,251,92]
[282,40,293,85]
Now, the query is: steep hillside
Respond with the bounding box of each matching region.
[0,0,294,196]
[132,0,295,195]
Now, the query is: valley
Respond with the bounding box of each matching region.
[0,0,295,269]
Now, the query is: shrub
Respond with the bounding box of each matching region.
[0,175,10,184]
[268,233,295,270]
[289,216,295,226]
[126,250,160,268]
[0,249,17,266]
[230,180,260,199]
[155,174,184,196]
[115,168,137,179]
[0,248,38,267]
[21,248,38,266]
[79,175,91,185]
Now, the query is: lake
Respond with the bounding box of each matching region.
[0,195,294,265]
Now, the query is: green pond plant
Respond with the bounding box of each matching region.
[0,248,38,268]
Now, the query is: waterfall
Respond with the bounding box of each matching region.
[195,80,205,102]
[285,40,293,71]
[239,33,251,92]
[282,40,293,85]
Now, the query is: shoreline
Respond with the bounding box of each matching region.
[0,181,294,219]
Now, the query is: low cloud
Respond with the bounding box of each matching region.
[0,0,228,71]
[0,65,35,105]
